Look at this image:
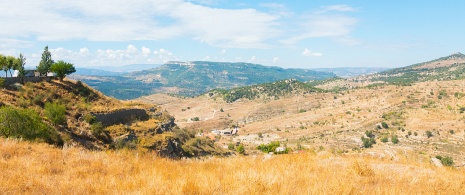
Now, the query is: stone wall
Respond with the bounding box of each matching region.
[92,109,149,126]
[1,77,55,86]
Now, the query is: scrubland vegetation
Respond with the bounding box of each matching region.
[1,138,465,194]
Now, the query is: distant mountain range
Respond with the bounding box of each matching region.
[312,67,389,78]
[71,61,336,99]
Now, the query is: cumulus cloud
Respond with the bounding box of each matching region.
[302,49,322,57]
[29,45,178,67]
[0,0,279,49]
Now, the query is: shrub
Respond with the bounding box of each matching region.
[0,106,62,145]
[436,155,454,167]
[0,78,4,88]
[391,135,399,144]
[237,143,245,154]
[365,130,374,138]
[381,122,389,129]
[44,102,66,125]
[191,117,200,121]
[228,143,235,150]
[83,114,96,124]
[449,130,454,134]
[91,122,111,143]
[361,137,376,148]
[380,137,388,143]
[426,131,433,138]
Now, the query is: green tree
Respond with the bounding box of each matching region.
[37,46,54,76]
[0,55,7,78]
[15,53,26,83]
[5,56,16,77]
[44,102,67,125]
[50,60,76,81]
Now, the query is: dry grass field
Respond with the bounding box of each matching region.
[1,138,465,194]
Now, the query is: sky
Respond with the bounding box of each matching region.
[0,0,464,69]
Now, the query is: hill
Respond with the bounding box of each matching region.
[74,61,336,99]
[138,78,465,166]
[210,79,324,103]
[0,78,225,158]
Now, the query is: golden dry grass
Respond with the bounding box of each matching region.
[1,138,465,194]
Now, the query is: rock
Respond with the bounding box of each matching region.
[431,158,443,167]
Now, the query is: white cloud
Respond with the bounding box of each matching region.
[273,57,279,63]
[315,5,357,14]
[33,45,178,67]
[141,47,151,55]
[281,5,357,45]
[302,49,322,57]
[220,49,226,54]
[0,0,279,49]
[250,56,256,62]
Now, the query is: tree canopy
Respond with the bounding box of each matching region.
[36,46,54,76]
[50,60,76,81]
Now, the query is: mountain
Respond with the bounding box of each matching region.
[74,68,125,76]
[72,61,336,99]
[312,67,389,78]
[365,52,465,85]
[126,61,336,96]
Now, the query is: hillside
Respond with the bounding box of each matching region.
[0,78,225,157]
[138,78,465,166]
[75,61,336,99]
[210,79,324,103]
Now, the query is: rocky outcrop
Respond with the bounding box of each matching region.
[146,137,184,159]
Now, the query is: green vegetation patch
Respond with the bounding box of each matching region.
[0,106,62,145]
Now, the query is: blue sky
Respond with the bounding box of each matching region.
[0,0,464,69]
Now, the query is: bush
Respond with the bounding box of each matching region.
[91,122,111,143]
[237,143,245,154]
[381,122,389,129]
[44,102,67,125]
[361,137,376,148]
[0,78,4,88]
[83,114,96,124]
[228,143,235,150]
[191,117,200,121]
[426,131,433,138]
[0,106,62,145]
[365,130,374,138]
[391,135,399,144]
[436,155,454,166]
[380,137,388,143]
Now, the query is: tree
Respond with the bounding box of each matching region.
[5,56,16,77]
[15,53,26,83]
[37,46,54,76]
[50,60,76,81]
[0,55,7,78]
